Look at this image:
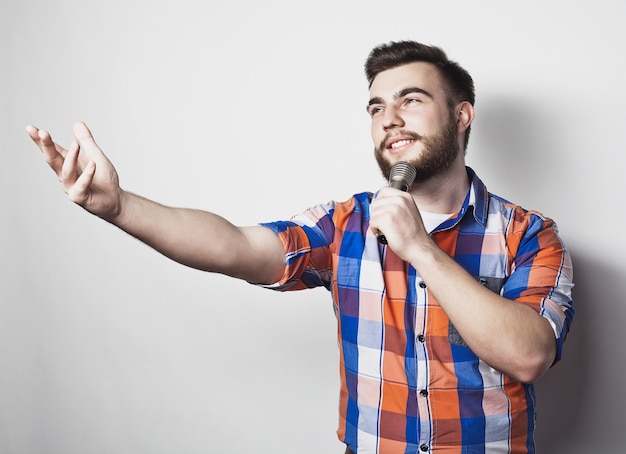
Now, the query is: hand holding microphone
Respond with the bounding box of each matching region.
[377,161,417,244]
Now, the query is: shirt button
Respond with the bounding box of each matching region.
[420,444,429,452]
[418,281,427,288]
[417,334,425,343]
[420,389,428,397]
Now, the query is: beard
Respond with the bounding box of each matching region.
[375,114,460,183]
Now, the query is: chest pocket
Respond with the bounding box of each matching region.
[448,276,508,347]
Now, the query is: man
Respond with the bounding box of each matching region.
[27,41,574,453]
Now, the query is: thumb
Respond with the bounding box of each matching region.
[72,121,103,157]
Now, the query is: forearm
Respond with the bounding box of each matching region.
[411,241,556,383]
[109,191,285,284]
[26,122,285,284]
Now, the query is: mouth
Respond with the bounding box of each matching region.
[385,136,419,153]
[388,138,416,150]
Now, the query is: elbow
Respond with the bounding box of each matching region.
[511,362,549,384]
[505,317,559,383]
[507,344,557,384]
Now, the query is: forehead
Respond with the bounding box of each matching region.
[369,62,444,99]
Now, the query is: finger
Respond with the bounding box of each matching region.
[25,124,40,142]
[60,140,80,186]
[26,125,70,157]
[67,160,96,205]
[30,128,68,174]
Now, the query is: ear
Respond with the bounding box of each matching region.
[456,101,474,133]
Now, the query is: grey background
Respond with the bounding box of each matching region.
[2,0,624,452]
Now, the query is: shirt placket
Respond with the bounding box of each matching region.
[414,273,432,450]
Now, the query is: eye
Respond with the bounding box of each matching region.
[404,97,422,106]
[368,105,384,117]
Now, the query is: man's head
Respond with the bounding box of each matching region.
[365,41,475,182]
[365,41,475,148]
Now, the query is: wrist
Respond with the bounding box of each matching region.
[103,188,130,226]
[406,237,444,272]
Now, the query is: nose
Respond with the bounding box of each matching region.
[382,105,404,130]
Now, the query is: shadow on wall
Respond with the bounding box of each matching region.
[534,247,588,452]
[534,250,626,452]
[469,95,569,215]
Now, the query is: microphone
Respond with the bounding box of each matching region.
[377,161,417,244]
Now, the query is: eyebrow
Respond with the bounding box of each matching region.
[367,86,434,110]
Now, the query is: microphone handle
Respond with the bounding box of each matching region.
[377,234,390,244]
[376,161,416,245]
[377,181,410,244]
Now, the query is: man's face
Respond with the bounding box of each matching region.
[368,62,461,182]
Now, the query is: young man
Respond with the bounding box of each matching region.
[27,41,574,453]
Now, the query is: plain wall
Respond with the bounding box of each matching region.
[2,1,624,452]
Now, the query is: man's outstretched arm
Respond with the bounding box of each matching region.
[26,122,286,285]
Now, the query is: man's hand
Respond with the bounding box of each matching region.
[369,187,429,261]
[26,121,124,221]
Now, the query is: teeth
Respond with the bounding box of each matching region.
[390,139,414,149]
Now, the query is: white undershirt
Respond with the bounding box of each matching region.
[420,211,453,234]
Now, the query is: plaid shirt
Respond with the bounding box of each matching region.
[259,168,574,453]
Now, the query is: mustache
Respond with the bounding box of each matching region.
[378,129,423,151]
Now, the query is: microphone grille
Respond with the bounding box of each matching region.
[389,161,417,191]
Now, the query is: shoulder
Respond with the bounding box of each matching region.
[302,192,374,220]
[488,193,556,236]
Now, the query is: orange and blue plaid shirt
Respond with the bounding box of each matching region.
[259,168,574,453]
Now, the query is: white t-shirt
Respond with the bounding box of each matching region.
[420,211,453,234]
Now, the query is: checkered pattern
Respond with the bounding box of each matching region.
[259,168,574,453]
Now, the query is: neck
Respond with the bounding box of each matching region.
[408,161,470,214]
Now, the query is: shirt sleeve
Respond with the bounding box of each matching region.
[504,211,575,362]
[258,202,336,292]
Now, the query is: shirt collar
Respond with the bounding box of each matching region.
[466,166,489,226]
[433,167,489,232]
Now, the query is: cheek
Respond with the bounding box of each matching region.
[404,111,430,128]
[407,106,444,125]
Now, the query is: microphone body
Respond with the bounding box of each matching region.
[377,161,417,244]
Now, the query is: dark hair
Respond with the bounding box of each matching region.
[365,41,475,149]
